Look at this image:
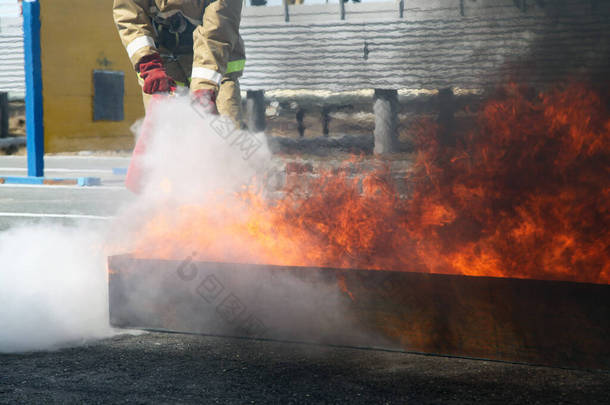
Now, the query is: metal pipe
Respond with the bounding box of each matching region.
[23,0,44,177]
[284,0,289,23]
[0,92,8,139]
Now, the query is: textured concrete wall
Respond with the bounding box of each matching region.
[0,0,24,96]
[240,0,610,91]
[40,0,142,152]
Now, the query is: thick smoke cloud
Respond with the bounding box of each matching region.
[0,95,271,353]
[0,224,113,352]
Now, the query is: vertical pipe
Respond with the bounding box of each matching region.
[373,89,398,154]
[399,0,404,18]
[296,107,305,138]
[460,0,464,16]
[340,0,346,21]
[437,88,456,147]
[284,0,290,23]
[321,105,331,137]
[0,92,8,138]
[246,90,266,133]
[23,0,44,177]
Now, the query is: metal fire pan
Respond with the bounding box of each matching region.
[108,254,610,370]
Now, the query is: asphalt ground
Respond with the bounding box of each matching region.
[1,332,609,404]
[1,156,609,404]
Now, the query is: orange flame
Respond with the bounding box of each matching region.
[134,83,610,284]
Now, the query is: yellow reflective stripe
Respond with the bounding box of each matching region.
[226,59,246,74]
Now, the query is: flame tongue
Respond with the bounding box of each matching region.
[134,83,610,284]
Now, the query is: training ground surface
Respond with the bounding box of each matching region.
[0,156,132,230]
[1,332,609,404]
[1,156,609,404]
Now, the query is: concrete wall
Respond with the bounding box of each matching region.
[0,0,24,97]
[40,0,142,152]
[240,0,610,91]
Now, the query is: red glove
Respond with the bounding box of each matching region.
[191,89,218,115]
[137,53,176,94]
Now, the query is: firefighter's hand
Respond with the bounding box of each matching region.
[138,54,176,94]
[191,89,218,115]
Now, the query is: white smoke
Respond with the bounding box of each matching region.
[0,223,114,352]
[0,94,271,353]
[139,95,271,204]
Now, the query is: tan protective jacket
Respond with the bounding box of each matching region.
[113,0,245,91]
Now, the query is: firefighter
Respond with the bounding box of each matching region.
[112,0,245,123]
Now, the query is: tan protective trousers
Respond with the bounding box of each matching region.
[140,52,242,125]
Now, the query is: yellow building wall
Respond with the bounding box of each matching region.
[40,0,143,152]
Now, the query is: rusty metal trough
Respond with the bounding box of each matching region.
[108,254,610,370]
